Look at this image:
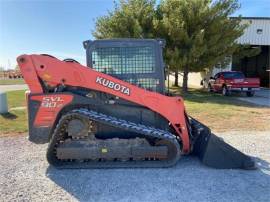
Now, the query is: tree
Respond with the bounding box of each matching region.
[93,0,156,38]
[233,45,261,62]
[156,0,248,92]
[93,0,256,92]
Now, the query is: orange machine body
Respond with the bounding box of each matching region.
[17,54,191,153]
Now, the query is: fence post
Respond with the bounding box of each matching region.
[0,92,8,114]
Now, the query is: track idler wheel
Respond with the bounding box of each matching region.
[67,118,89,139]
[155,139,181,162]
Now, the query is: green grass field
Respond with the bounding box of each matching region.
[0,78,25,85]
[0,90,27,136]
[174,87,270,132]
[0,88,269,136]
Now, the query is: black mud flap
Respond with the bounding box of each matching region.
[190,118,256,170]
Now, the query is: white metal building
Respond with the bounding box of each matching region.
[176,17,270,88]
[232,17,270,87]
[236,17,270,46]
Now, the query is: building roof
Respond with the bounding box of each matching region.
[234,17,270,46]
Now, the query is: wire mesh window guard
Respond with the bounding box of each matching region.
[91,46,155,74]
[91,46,158,91]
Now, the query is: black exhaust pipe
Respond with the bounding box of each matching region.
[189,118,256,170]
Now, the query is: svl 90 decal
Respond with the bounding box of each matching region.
[31,94,73,127]
[41,96,64,108]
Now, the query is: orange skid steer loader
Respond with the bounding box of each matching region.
[17,39,255,169]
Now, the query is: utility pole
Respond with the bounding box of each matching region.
[8,59,11,69]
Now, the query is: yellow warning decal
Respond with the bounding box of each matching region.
[101,148,108,153]
[43,73,51,80]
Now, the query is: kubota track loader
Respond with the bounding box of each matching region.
[17,39,255,169]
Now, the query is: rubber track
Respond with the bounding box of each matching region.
[47,108,181,169]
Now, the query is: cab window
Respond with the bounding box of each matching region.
[91,46,155,74]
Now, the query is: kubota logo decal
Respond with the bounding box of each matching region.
[41,96,64,108]
[96,76,130,96]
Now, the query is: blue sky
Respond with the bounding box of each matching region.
[0,0,269,69]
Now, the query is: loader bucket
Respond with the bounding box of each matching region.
[190,118,256,170]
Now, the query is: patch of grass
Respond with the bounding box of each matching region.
[0,110,28,135]
[0,78,25,85]
[6,90,26,109]
[172,87,270,132]
[0,90,27,136]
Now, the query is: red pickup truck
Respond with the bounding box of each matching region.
[207,71,260,97]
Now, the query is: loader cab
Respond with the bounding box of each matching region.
[83,39,166,94]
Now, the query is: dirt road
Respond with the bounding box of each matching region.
[0,84,28,92]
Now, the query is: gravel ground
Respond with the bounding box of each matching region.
[236,88,270,107]
[0,131,269,202]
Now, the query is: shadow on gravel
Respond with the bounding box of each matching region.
[254,157,270,171]
[46,156,270,202]
[0,112,17,119]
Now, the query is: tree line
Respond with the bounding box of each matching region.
[93,0,259,92]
